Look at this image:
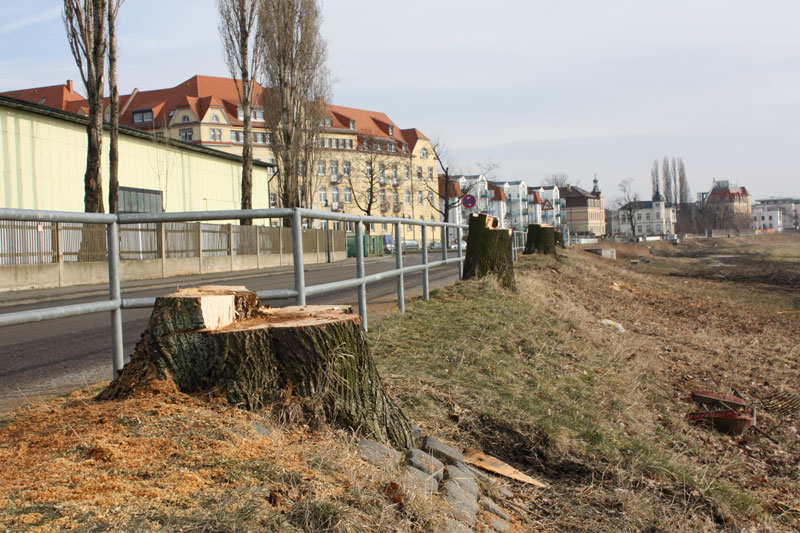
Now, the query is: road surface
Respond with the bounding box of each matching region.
[0,254,460,411]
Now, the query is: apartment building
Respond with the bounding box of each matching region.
[3,76,441,242]
[752,204,783,232]
[558,177,606,236]
[611,189,677,238]
[754,197,799,231]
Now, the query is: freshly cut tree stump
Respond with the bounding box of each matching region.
[554,230,565,248]
[523,224,556,256]
[462,213,515,289]
[98,285,413,448]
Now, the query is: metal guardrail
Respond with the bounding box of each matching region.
[0,206,528,377]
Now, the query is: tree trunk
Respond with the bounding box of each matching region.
[98,286,413,449]
[462,213,515,289]
[524,224,556,256]
[554,230,565,248]
[107,3,119,215]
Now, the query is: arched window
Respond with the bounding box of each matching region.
[319,186,327,204]
[331,187,340,203]
[210,114,220,123]
[343,187,352,203]
[181,115,190,123]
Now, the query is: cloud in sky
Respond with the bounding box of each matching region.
[0,0,798,200]
[0,7,60,35]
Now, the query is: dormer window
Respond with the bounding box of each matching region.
[388,125,394,136]
[421,148,428,158]
[133,110,153,124]
[181,115,190,123]
[237,107,244,120]
[210,114,220,123]
[402,143,408,153]
[349,119,356,130]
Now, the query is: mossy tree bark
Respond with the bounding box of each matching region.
[462,213,515,289]
[523,224,556,256]
[98,286,413,449]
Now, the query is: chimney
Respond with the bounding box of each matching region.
[66,80,73,94]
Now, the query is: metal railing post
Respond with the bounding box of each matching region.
[291,210,306,305]
[106,220,124,377]
[421,224,429,301]
[457,226,464,280]
[441,225,447,262]
[355,220,368,330]
[395,221,404,312]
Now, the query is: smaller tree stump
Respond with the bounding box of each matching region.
[554,230,565,248]
[523,224,556,256]
[462,213,515,289]
[98,285,413,448]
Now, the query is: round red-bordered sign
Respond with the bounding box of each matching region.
[462,194,476,208]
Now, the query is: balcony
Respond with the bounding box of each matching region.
[393,202,403,212]
[330,175,341,184]
[330,201,342,212]
[380,201,389,212]
[392,178,400,186]
[379,177,387,185]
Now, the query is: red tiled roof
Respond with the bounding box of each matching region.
[1,80,88,115]
[488,182,507,201]
[438,176,463,198]
[708,187,750,202]
[528,190,542,204]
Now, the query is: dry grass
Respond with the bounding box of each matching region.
[1,234,799,532]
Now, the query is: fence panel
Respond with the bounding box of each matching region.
[258,226,281,255]
[119,223,159,260]
[202,223,229,257]
[165,222,198,259]
[233,225,258,256]
[0,220,57,265]
[61,222,107,263]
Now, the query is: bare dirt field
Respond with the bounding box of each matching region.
[1,233,799,532]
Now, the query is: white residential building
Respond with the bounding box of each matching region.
[754,197,798,231]
[752,204,783,232]
[612,190,677,238]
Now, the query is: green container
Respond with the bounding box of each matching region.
[346,234,384,257]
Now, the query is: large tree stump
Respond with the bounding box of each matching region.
[523,224,556,256]
[462,213,515,289]
[98,286,413,448]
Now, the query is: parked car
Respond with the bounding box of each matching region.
[448,240,467,250]
[429,242,443,250]
[402,240,420,251]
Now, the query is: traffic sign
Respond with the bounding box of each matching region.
[462,194,476,209]
[542,199,553,211]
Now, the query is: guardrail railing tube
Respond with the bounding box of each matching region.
[421,224,429,301]
[457,227,464,280]
[291,209,306,305]
[441,225,447,262]
[106,220,124,377]
[395,221,404,312]
[354,219,368,330]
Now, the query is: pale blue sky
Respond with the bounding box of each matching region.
[2,1,798,201]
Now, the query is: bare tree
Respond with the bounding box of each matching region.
[671,157,678,206]
[64,0,108,213]
[661,156,673,205]
[544,172,571,187]
[616,178,640,237]
[650,159,659,198]
[107,0,123,214]
[425,138,475,224]
[344,135,396,227]
[677,158,690,205]
[259,0,330,221]
[218,0,263,225]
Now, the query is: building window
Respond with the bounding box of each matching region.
[331,187,340,203]
[406,190,412,204]
[209,128,222,141]
[417,166,422,180]
[637,225,642,233]
[346,139,353,149]
[380,164,386,178]
[181,115,190,123]
[266,132,272,145]
[318,186,327,204]
[637,213,642,220]
[418,191,423,205]
[120,186,163,214]
[344,187,352,203]
[324,137,331,148]
[210,114,220,123]
[380,189,387,203]
[132,110,153,124]
[255,132,266,144]
[388,125,394,136]
[428,192,434,204]
[646,213,651,220]
[428,167,433,180]
[392,164,398,178]
[393,190,399,204]
[343,161,351,176]
[179,128,193,141]
[237,107,244,120]
[366,161,373,176]
[349,119,356,129]
[421,148,428,158]
[317,161,326,175]
[330,160,338,177]
[231,130,243,143]
[270,193,277,208]
[405,166,410,179]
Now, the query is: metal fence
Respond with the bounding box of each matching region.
[0,207,526,378]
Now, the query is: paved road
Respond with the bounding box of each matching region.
[0,254,460,411]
